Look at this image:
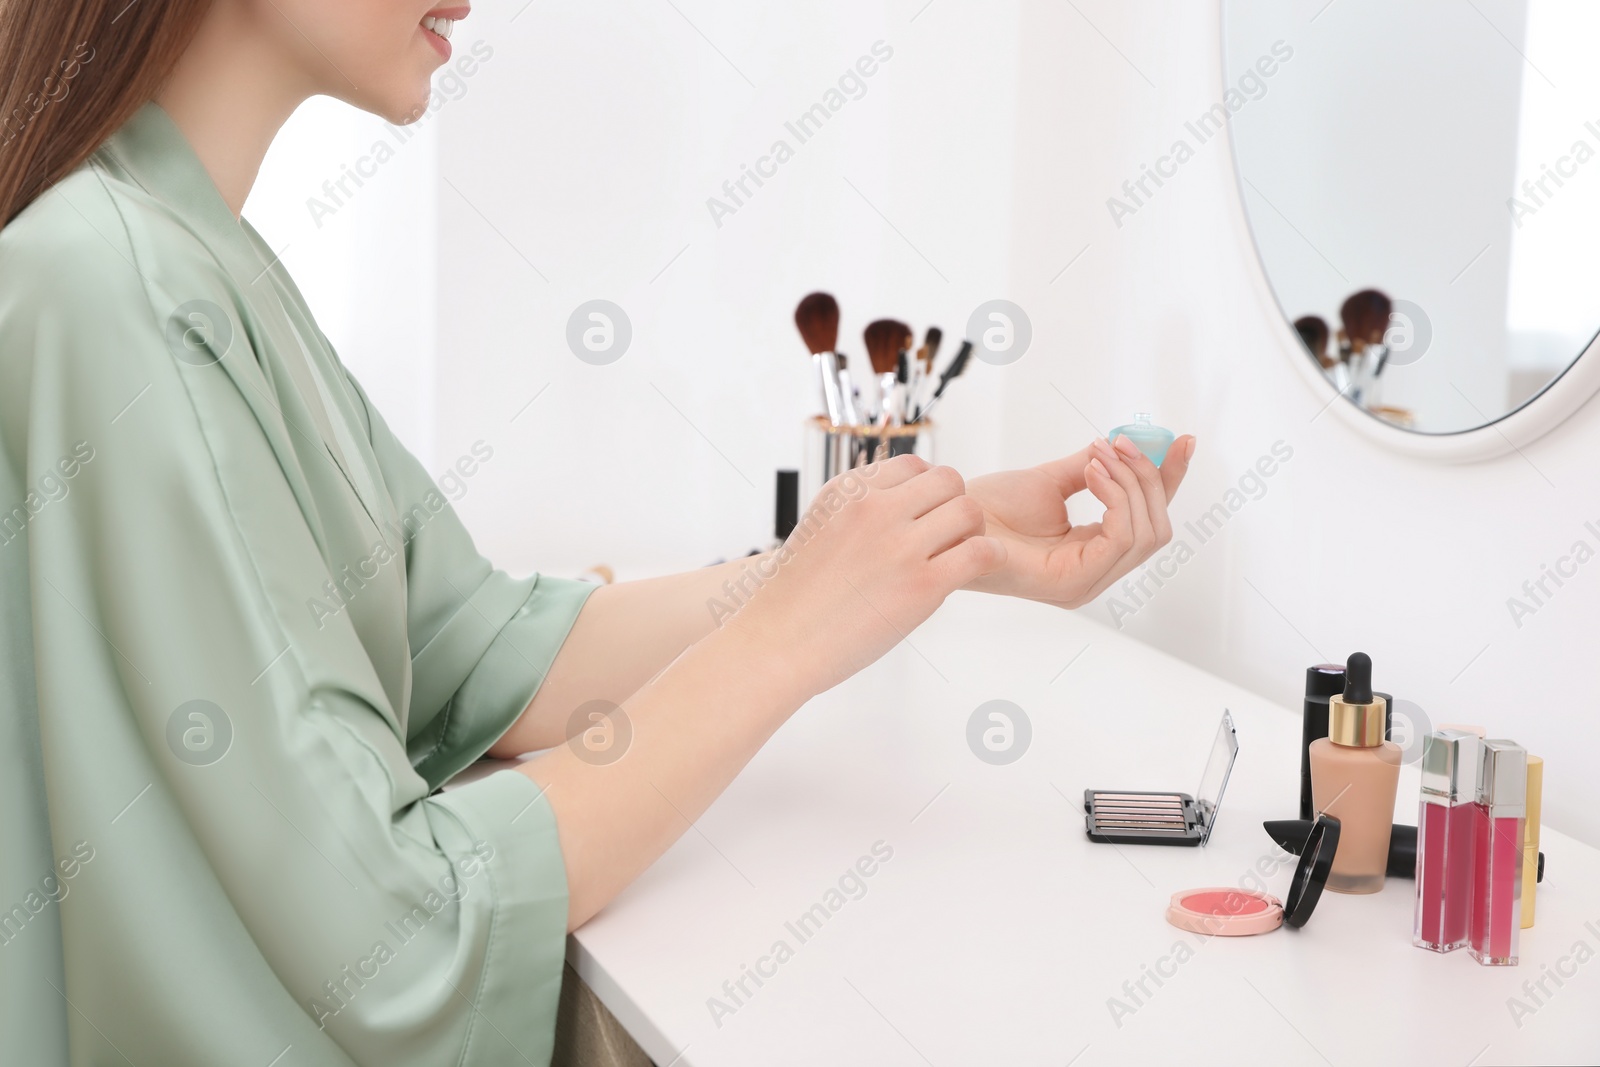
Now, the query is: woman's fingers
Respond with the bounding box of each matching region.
[1079,457,1135,574]
[854,453,930,493]
[893,464,967,519]
[1037,434,1194,504]
[914,494,987,558]
[1078,441,1188,604]
[932,532,1007,588]
[1067,446,1156,606]
[1110,434,1173,547]
[1092,439,1156,560]
[1160,435,1195,501]
[1033,442,1099,500]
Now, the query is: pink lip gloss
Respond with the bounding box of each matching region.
[1469,740,1527,966]
[1414,730,1478,952]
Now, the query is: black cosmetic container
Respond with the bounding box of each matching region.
[1300,664,1345,821]
[1300,662,1393,820]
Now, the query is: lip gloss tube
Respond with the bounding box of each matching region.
[1469,740,1527,966]
[1414,730,1478,952]
[1521,755,1543,929]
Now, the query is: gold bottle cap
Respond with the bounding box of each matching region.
[1328,692,1387,747]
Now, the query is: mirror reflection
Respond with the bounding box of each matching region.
[1225,0,1600,434]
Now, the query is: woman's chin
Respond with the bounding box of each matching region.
[371,82,437,127]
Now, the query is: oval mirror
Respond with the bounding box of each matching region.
[1223,0,1600,454]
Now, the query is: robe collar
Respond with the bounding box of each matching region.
[97,103,383,535]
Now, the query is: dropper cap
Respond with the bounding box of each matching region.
[1327,652,1387,747]
[1344,652,1372,702]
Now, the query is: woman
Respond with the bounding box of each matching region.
[0,2,1193,1064]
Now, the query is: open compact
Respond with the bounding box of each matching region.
[1084,711,1239,847]
[1166,813,1341,936]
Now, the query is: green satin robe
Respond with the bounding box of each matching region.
[0,102,592,1066]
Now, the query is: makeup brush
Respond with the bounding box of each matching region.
[795,292,845,426]
[864,319,912,427]
[917,326,943,370]
[911,326,942,414]
[912,338,973,423]
[862,319,899,424]
[835,351,859,426]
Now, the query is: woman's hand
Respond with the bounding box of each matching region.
[962,434,1195,608]
[724,454,1006,697]
[533,454,1004,929]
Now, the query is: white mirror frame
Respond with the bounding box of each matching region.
[1276,320,1600,462]
[1220,11,1600,463]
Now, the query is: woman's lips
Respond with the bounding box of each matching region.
[420,7,467,60]
[420,16,455,59]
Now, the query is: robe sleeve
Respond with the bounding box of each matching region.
[330,367,594,788]
[0,186,583,1066]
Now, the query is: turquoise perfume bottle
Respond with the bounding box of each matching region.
[1108,413,1176,466]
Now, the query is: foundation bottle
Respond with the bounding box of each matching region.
[1309,653,1401,894]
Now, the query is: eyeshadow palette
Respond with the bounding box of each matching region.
[1084,790,1200,840]
[1084,711,1239,847]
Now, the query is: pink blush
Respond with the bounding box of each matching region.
[1181,891,1271,916]
[1166,887,1284,936]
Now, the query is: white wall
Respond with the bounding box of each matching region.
[265,1,1600,846]
[248,97,438,461]
[433,0,1017,578]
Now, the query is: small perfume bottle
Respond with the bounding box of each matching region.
[1414,730,1478,952]
[1470,740,1527,966]
[1108,413,1176,466]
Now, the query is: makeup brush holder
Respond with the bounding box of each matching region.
[801,416,937,506]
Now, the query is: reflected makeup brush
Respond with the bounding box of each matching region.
[1341,290,1392,354]
[795,293,845,426]
[1294,315,1335,369]
[1338,288,1394,404]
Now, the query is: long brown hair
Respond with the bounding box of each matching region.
[0,0,211,228]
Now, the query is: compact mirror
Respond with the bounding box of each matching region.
[1194,710,1240,844]
[1224,0,1600,447]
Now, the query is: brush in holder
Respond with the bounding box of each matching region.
[800,416,937,507]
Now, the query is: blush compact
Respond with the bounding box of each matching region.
[1165,814,1342,936]
[1083,711,1239,847]
[1165,887,1285,936]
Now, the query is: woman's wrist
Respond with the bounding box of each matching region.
[705,605,817,712]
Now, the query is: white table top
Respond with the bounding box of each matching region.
[563,595,1600,1067]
